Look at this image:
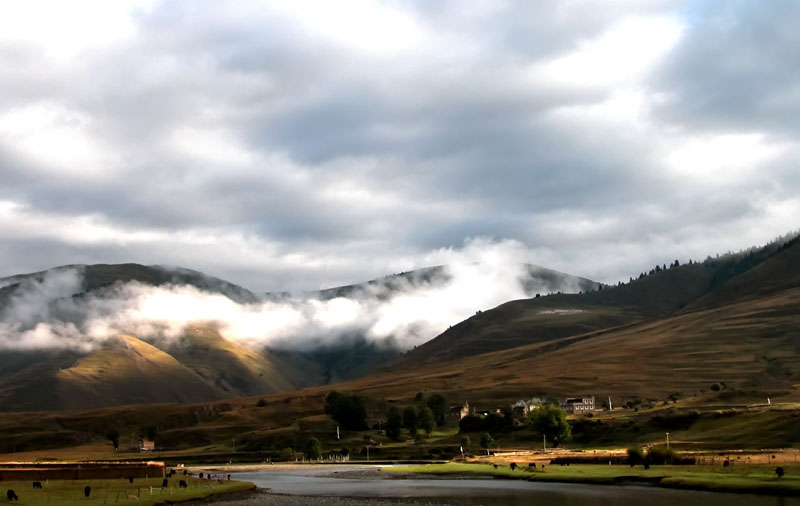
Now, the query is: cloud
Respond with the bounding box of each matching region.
[0,238,593,352]
[0,0,797,294]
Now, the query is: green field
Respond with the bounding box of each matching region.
[387,462,800,495]
[0,476,254,505]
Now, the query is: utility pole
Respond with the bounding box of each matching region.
[608,396,612,411]
[366,445,370,462]
[543,435,546,453]
[336,426,340,440]
[665,433,670,449]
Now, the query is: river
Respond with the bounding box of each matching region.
[230,466,800,505]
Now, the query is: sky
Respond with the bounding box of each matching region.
[0,0,798,293]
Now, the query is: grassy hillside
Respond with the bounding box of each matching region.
[395,262,717,367]
[396,236,799,367]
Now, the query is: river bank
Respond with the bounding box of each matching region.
[387,462,800,496]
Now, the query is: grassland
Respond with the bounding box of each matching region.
[0,476,254,505]
[386,462,800,496]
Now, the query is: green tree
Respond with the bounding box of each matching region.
[402,406,418,435]
[426,393,448,426]
[106,429,119,451]
[305,437,322,460]
[386,406,403,440]
[324,391,368,430]
[526,404,571,447]
[418,406,436,436]
[279,447,295,462]
[479,433,493,455]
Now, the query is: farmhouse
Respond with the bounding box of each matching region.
[446,401,470,423]
[130,439,155,452]
[511,397,544,418]
[558,396,595,414]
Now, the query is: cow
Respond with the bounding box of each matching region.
[127,476,134,484]
[178,480,188,489]
[162,479,168,488]
[227,474,231,481]
[183,470,188,476]
[84,486,91,498]
[32,482,42,489]
[6,490,18,501]
[198,473,203,479]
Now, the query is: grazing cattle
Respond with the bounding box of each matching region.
[178,480,188,489]
[227,474,231,481]
[32,482,42,489]
[199,473,203,479]
[183,470,188,475]
[6,489,18,501]
[162,479,168,488]
[84,486,91,498]
[127,476,134,484]
[529,463,536,469]
[492,464,498,469]
[510,463,517,471]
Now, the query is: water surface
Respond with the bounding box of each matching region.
[234,466,799,506]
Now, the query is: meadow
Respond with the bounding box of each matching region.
[0,475,253,505]
[386,462,800,496]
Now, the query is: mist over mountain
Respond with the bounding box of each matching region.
[0,240,601,410]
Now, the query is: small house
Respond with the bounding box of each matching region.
[558,396,595,414]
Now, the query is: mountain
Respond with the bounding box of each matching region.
[314,264,602,301]
[1,236,799,454]
[0,261,601,411]
[0,264,376,410]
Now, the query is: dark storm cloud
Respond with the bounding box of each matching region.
[0,0,797,291]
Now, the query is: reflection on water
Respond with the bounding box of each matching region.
[233,468,799,506]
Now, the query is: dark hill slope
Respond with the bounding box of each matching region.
[395,262,717,367]
[687,236,800,310]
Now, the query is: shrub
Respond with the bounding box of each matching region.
[256,399,267,407]
[627,447,644,467]
[645,446,676,465]
[776,467,785,478]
